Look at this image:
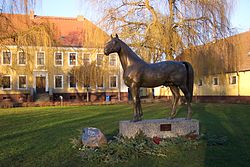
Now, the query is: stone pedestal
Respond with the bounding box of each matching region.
[119,118,199,138]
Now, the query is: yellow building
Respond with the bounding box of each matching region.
[0,13,128,104]
[2,13,249,105]
[154,31,250,103]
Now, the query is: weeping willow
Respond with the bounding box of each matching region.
[85,0,234,63]
[70,57,110,89]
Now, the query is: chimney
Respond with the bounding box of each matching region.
[30,10,34,19]
[77,15,85,22]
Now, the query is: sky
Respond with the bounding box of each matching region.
[231,0,250,32]
[35,0,250,33]
[35,0,98,21]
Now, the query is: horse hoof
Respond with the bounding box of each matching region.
[169,116,175,119]
[139,115,143,120]
[186,114,192,120]
[170,113,176,119]
[130,118,139,122]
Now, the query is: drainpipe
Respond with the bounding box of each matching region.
[118,66,121,101]
[237,72,240,96]
[236,45,240,97]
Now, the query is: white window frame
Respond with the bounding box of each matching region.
[229,75,237,85]
[36,51,45,66]
[109,53,117,67]
[109,75,118,88]
[96,53,104,66]
[17,51,26,66]
[2,75,12,90]
[2,50,12,65]
[83,53,91,64]
[18,75,27,90]
[54,75,64,89]
[54,52,63,66]
[212,77,219,86]
[68,75,77,89]
[68,52,77,66]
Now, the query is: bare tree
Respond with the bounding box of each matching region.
[70,57,110,102]
[0,0,55,48]
[85,0,234,62]
[0,0,37,14]
[0,0,56,88]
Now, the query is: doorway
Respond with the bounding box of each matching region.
[36,76,46,93]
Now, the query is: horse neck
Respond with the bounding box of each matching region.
[117,41,146,70]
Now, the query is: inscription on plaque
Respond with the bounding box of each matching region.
[160,124,171,131]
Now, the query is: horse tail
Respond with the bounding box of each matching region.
[182,61,194,102]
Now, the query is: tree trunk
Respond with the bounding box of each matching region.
[168,0,175,59]
[87,88,90,102]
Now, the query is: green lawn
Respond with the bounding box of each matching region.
[0,102,250,167]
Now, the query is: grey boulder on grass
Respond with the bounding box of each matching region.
[81,127,107,148]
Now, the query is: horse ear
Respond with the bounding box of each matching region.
[110,34,113,39]
[115,34,119,38]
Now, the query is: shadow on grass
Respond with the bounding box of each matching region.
[0,103,172,167]
[179,103,250,167]
[0,104,135,166]
[2,103,250,167]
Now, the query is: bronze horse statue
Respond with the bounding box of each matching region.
[104,34,194,122]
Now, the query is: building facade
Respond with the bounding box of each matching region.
[1,12,250,105]
[0,13,128,104]
[154,31,250,103]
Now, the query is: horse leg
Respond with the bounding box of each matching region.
[169,86,180,119]
[135,88,143,121]
[130,85,141,122]
[138,94,143,120]
[179,85,192,119]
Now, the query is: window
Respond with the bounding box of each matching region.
[18,51,26,65]
[213,77,219,85]
[198,79,203,86]
[83,76,90,88]
[109,53,117,66]
[97,76,104,88]
[2,51,11,65]
[2,75,11,89]
[37,52,45,65]
[83,81,90,88]
[54,75,63,89]
[96,53,103,66]
[83,53,90,64]
[54,52,63,66]
[109,75,118,88]
[3,96,11,100]
[69,75,77,88]
[69,52,77,66]
[229,76,237,85]
[18,75,27,89]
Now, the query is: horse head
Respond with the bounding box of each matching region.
[104,34,121,55]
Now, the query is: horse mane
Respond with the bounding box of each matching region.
[118,38,147,63]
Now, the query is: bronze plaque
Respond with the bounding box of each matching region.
[160,124,171,131]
